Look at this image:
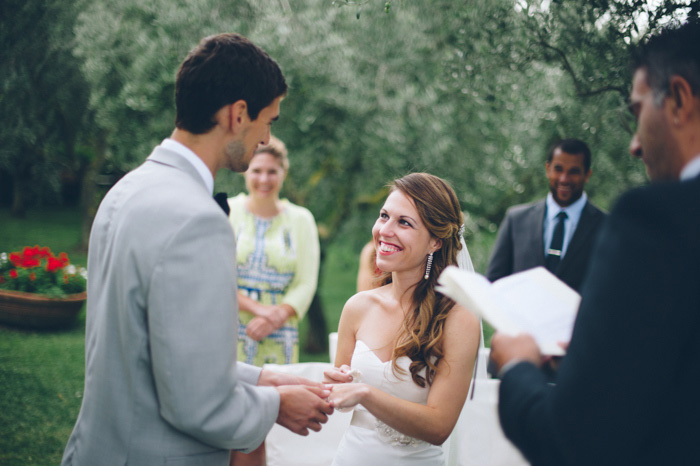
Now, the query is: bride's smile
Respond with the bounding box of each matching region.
[372,190,438,276]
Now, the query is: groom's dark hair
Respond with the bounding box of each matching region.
[175,33,287,134]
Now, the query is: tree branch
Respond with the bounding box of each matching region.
[536,34,627,98]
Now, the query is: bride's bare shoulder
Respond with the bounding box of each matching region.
[342,286,388,315]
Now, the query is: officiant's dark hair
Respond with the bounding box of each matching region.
[632,19,700,105]
[380,172,464,387]
[175,33,287,134]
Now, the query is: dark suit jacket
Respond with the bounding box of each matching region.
[486,198,607,292]
[498,175,700,466]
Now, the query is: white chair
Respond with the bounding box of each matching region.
[328,332,338,364]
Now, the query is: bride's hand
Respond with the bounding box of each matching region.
[323,365,354,384]
[328,383,370,411]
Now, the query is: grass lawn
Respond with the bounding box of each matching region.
[0,206,494,465]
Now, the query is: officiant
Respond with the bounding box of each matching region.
[490,20,700,466]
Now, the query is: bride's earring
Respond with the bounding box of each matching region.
[424,252,433,280]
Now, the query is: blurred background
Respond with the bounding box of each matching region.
[0,1,697,462]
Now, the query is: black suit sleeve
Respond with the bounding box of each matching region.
[498,181,700,465]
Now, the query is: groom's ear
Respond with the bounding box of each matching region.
[226,100,250,133]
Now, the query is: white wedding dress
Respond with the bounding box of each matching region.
[331,340,445,466]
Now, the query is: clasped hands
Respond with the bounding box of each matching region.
[259,365,368,436]
[246,303,295,341]
[323,364,369,412]
[259,369,335,436]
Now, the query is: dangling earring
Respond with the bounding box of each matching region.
[424,252,433,280]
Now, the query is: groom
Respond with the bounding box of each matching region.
[62,34,332,466]
[490,20,700,465]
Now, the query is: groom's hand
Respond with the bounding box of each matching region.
[258,369,329,390]
[276,385,334,436]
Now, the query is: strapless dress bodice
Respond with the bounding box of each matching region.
[350,340,430,403]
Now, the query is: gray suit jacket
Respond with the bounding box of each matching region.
[62,146,279,466]
[486,198,606,292]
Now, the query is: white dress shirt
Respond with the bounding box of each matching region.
[680,154,700,181]
[543,192,588,260]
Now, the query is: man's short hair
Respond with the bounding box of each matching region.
[175,33,287,134]
[632,20,700,104]
[546,138,592,173]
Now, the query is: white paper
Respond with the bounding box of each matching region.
[437,266,580,355]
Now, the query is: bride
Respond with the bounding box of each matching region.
[325,173,481,465]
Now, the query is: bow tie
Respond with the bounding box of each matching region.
[213,192,230,217]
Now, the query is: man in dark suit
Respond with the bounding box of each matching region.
[486,138,606,292]
[490,20,700,465]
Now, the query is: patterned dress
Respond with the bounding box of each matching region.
[228,193,320,365]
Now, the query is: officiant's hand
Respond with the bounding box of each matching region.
[490,332,542,374]
[276,385,334,436]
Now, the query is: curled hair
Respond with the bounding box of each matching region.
[253,135,289,172]
[379,173,464,387]
[175,33,287,134]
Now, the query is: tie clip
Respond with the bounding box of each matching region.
[547,249,562,256]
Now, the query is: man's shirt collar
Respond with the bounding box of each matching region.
[160,138,214,194]
[546,191,588,220]
[680,154,700,181]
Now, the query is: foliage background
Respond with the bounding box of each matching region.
[1,1,698,464]
[5,0,697,254]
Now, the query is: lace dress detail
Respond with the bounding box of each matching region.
[375,419,428,447]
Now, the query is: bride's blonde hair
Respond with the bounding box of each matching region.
[379,173,464,387]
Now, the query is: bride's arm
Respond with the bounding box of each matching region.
[323,292,366,383]
[329,304,481,445]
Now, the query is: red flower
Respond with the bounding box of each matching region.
[9,252,21,266]
[46,256,64,273]
[23,246,40,258]
[29,272,36,281]
[21,257,40,268]
[0,276,5,284]
[58,252,69,266]
[9,269,18,279]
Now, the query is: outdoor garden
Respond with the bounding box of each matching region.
[1,0,697,464]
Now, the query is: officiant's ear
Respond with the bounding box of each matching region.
[668,75,695,126]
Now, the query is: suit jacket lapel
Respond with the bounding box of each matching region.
[560,201,597,269]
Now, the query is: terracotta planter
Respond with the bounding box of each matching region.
[0,289,87,329]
